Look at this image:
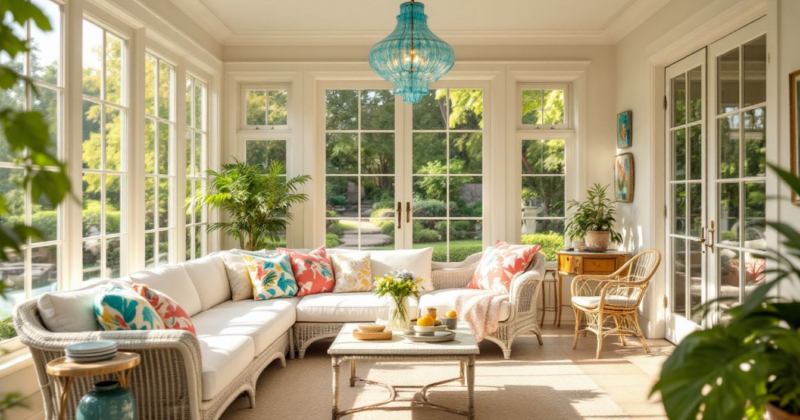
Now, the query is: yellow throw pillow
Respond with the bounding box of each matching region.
[331,253,372,293]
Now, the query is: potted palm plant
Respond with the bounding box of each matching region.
[565,183,622,251]
[652,164,800,420]
[202,160,310,250]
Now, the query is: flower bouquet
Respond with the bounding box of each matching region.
[374,270,422,331]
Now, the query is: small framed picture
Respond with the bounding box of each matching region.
[617,111,632,148]
[790,70,800,205]
[615,153,634,203]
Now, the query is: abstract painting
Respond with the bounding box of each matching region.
[615,153,634,203]
[617,111,632,148]
[791,69,800,205]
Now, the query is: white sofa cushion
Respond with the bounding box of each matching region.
[181,254,231,311]
[327,248,435,291]
[129,265,202,317]
[37,279,130,332]
[571,295,638,308]
[295,292,420,322]
[191,298,298,354]
[197,335,255,401]
[418,289,511,322]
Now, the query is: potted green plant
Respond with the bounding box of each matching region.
[652,164,800,420]
[565,184,622,251]
[202,160,311,251]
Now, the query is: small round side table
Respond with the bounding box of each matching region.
[46,351,140,420]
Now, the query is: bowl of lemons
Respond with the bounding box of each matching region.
[440,310,458,330]
[413,315,446,336]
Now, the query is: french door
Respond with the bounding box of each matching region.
[665,19,768,343]
[320,82,488,262]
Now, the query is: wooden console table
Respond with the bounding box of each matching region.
[554,250,631,327]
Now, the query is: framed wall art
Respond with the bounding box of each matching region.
[617,111,632,148]
[615,153,634,203]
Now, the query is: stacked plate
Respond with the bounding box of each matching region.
[65,341,118,363]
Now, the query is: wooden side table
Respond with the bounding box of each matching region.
[555,250,631,327]
[46,352,140,420]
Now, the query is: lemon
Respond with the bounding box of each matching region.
[417,315,435,327]
[446,310,458,319]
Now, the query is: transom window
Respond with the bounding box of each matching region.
[519,85,567,128]
[244,88,288,127]
[185,75,207,260]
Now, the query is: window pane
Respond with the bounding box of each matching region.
[0,252,24,323]
[672,238,686,315]
[743,252,765,301]
[743,108,766,177]
[719,115,740,179]
[361,133,394,174]
[144,177,155,230]
[106,174,121,235]
[743,36,766,107]
[185,179,193,224]
[521,90,543,125]
[185,78,192,127]
[144,118,155,173]
[413,133,446,174]
[196,133,205,174]
[145,54,156,116]
[105,33,123,105]
[158,178,170,229]
[521,223,564,261]
[688,240,703,323]
[82,173,101,237]
[413,89,447,130]
[718,48,740,114]
[0,82,25,162]
[82,20,102,98]
[448,220,482,262]
[267,90,288,125]
[360,90,394,130]
[195,181,204,224]
[82,100,101,169]
[32,86,58,156]
[326,90,358,130]
[185,227,192,260]
[689,183,702,237]
[672,73,686,127]
[158,122,170,175]
[195,81,206,129]
[449,176,482,217]
[326,133,357,174]
[450,133,482,174]
[31,0,60,84]
[327,219,358,250]
[673,184,686,235]
[326,177,358,217]
[522,139,565,175]
[157,231,170,265]
[32,192,57,243]
[361,177,394,214]
[105,106,122,171]
[689,125,702,180]
[106,237,122,278]
[718,183,740,246]
[413,219,446,262]
[31,252,59,305]
[158,60,173,120]
[185,131,193,176]
[672,129,686,180]
[543,89,564,125]
[688,66,702,122]
[412,177,447,217]
[82,239,101,281]
[522,177,565,218]
[719,251,741,308]
[145,232,155,268]
[449,89,482,130]
[744,181,766,250]
[246,90,266,125]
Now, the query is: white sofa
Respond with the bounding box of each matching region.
[14,249,544,420]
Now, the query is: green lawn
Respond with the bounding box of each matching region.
[368,239,483,262]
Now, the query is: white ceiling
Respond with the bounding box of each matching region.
[170,0,672,46]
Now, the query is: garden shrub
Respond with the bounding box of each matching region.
[414,229,441,243]
[412,200,447,217]
[326,219,344,237]
[434,221,448,236]
[369,208,395,227]
[381,221,395,238]
[521,232,565,261]
[0,317,17,341]
[325,233,340,248]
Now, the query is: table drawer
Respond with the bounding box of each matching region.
[583,258,616,273]
[559,255,582,274]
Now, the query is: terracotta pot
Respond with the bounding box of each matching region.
[585,231,610,251]
[767,403,800,420]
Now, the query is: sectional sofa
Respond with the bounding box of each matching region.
[14,249,544,420]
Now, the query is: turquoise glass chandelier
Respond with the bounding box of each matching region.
[369,1,455,104]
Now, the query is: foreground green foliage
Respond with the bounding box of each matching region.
[203,160,310,250]
[565,184,622,243]
[652,164,800,420]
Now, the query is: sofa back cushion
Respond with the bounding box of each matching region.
[327,248,434,291]
[181,253,231,310]
[37,278,130,332]
[129,265,202,317]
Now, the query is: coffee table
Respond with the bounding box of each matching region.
[328,323,479,419]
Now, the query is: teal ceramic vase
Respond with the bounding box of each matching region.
[76,380,136,420]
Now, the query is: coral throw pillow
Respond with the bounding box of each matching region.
[242,254,298,300]
[131,283,196,335]
[331,253,373,293]
[94,283,165,331]
[467,241,541,292]
[278,247,335,296]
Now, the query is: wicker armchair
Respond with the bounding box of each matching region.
[432,252,546,359]
[570,250,661,359]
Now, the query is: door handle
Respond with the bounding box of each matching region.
[406,202,411,224]
[396,202,402,229]
[702,221,715,253]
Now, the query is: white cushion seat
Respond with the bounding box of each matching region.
[571,295,638,308]
[191,298,299,354]
[418,289,511,322]
[295,292,419,322]
[197,335,254,401]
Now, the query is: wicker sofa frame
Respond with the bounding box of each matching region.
[294,252,545,360]
[14,299,293,420]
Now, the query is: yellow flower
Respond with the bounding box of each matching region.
[415,278,422,283]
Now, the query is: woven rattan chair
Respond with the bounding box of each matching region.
[570,250,661,359]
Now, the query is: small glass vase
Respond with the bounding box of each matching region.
[387,296,411,331]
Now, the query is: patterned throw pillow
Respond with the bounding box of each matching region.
[131,283,196,335]
[278,247,335,297]
[242,254,298,300]
[94,283,165,331]
[467,241,542,292]
[331,253,372,293]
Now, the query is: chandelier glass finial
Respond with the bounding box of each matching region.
[369,1,455,104]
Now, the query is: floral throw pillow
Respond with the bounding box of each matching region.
[331,253,373,293]
[242,254,298,300]
[278,247,335,296]
[131,283,196,335]
[94,283,165,331]
[467,241,542,292]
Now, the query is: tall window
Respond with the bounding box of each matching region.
[0,0,63,340]
[411,89,484,262]
[185,75,207,260]
[243,86,290,247]
[144,54,175,267]
[81,20,127,280]
[518,84,568,261]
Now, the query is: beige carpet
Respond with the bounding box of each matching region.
[220,324,672,420]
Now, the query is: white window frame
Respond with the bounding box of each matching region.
[184,73,208,260]
[240,84,291,131]
[517,82,570,130]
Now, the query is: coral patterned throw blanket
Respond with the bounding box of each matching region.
[454,290,509,343]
